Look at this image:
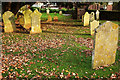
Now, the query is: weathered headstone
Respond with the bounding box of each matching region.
[46,9,50,15]
[96,10,100,20]
[92,21,119,69]
[30,9,42,34]
[23,9,32,29]
[90,20,99,35]
[90,12,95,22]
[83,12,90,26]
[59,11,62,15]
[3,11,16,32]
[15,5,30,17]
[18,5,30,13]
[19,15,24,26]
[47,15,52,22]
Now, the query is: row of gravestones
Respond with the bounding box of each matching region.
[3,8,60,34]
[3,9,42,34]
[83,10,99,26]
[83,10,100,35]
[2,9,119,69]
[83,11,119,69]
[47,9,62,15]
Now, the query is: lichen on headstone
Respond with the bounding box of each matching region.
[84,12,90,26]
[3,11,16,33]
[92,21,119,69]
[30,9,42,34]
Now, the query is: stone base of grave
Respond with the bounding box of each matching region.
[83,23,89,26]
[23,24,31,30]
[4,30,15,33]
[30,29,42,34]
[4,27,16,33]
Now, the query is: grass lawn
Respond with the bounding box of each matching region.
[41,13,72,21]
[1,13,120,79]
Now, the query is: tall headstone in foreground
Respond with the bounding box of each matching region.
[46,15,52,22]
[23,9,32,29]
[90,12,95,22]
[96,10,100,20]
[3,11,16,32]
[90,20,99,35]
[30,9,42,34]
[83,12,90,26]
[92,21,119,69]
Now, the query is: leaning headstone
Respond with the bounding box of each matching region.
[96,10,100,20]
[92,21,119,69]
[19,15,24,26]
[46,9,50,15]
[18,5,30,13]
[46,15,52,22]
[90,12,95,22]
[90,20,99,35]
[83,12,90,26]
[59,11,62,15]
[23,9,32,29]
[3,11,16,32]
[15,5,30,17]
[30,9,42,34]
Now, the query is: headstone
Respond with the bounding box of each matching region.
[90,20,99,35]
[53,16,58,21]
[46,15,52,22]
[23,9,32,29]
[3,11,16,32]
[19,15,24,26]
[59,11,62,15]
[30,9,42,34]
[92,21,119,69]
[83,12,90,26]
[18,5,30,13]
[16,5,30,17]
[96,10,100,20]
[46,9,50,15]
[90,12,95,22]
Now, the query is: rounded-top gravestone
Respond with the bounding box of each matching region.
[23,9,32,29]
[3,11,16,33]
[30,9,42,34]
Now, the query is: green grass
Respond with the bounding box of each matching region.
[41,13,72,21]
[2,32,120,79]
[2,18,120,79]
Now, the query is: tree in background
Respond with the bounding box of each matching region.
[2,2,35,15]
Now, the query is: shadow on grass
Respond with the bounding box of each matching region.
[43,30,90,36]
[41,22,84,27]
